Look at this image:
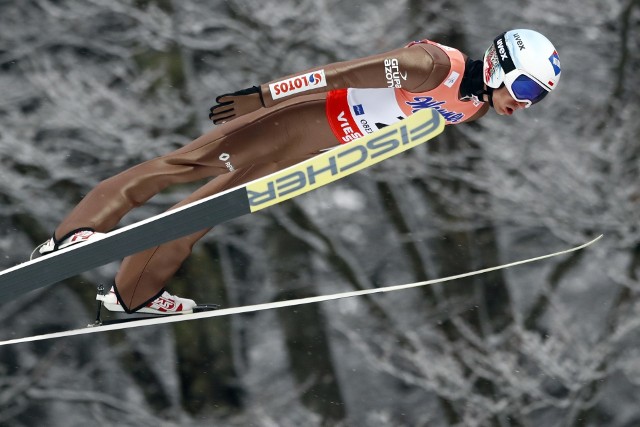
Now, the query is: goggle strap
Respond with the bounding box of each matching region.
[486,86,495,108]
[493,33,516,74]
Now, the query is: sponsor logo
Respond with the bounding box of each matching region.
[514,32,525,50]
[360,119,375,134]
[444,71,460,88]
[406,96,464,123]
[549,50,561,76]
[337,111,363,143]
[353,104,365,116]
[496,37,509,61]
[384,58,407,88]
[219,153,235,172]
[153,296,176,311]
[70,230,96,243]
[269,70,327,100]
[247,111,443,210]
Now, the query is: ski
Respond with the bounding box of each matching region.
[0,109,444,302]
[0,235,602,346]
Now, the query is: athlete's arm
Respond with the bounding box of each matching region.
[209,44,451,124]
[259,44,451,106]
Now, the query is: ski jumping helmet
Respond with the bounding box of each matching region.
[483,29,561,107]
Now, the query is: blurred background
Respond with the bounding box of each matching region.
[0,0,639,426]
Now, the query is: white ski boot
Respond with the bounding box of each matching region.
[97,286,197,315]
[36,228,105,258]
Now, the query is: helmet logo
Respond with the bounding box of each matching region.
[549,50,561,76]
[514,33,525,50]
[494,34,517,73]
[484,47,499,84]
[496,38,509,61]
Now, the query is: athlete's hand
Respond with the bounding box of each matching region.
[209,86,264,125]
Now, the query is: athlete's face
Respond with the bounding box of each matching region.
[492,85,529,116]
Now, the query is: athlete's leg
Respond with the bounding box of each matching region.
[106,95,338,311]
[54,95,336,239]
[114,155,320,311]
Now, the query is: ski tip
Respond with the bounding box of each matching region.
[582,234,604,248]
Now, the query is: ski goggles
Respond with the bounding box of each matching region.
[493,33,549,107]
[503,71,549,107]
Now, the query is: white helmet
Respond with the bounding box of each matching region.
[483,29,561,106]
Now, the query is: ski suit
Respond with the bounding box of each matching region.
[54,39,489,311]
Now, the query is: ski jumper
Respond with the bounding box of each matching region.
[53,40,488,311]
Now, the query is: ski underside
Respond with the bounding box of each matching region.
[0,109,444,301]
